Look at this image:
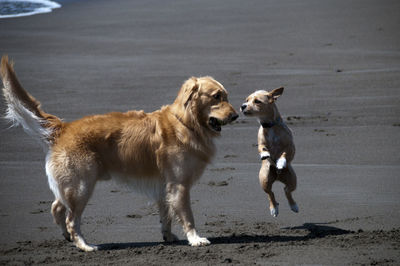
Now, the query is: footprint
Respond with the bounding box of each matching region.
[126,214,142,219]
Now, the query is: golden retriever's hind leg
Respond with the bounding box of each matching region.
[66,211,97,252]
[62,179,98,252]
[51,199,70,241]
[167,183,210,247]
[65,201,97,252]
[157,199,178,242]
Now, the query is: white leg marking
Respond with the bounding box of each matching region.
[187,229,210,247]
[276,157,287,170]
[260,151,270,160]
[270,204,279,217]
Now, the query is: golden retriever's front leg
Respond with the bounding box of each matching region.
[157,199,178,242]
[167,183,210,247]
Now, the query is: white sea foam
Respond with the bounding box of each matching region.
[0,0,61,19]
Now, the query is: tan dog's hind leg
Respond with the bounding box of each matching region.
[51,199,70,241]
[167,183,210,246]
[279,164,299,213]
[259,161,279,217]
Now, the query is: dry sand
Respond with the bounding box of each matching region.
[0,0,399,264]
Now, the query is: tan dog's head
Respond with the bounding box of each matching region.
[173,76,238,134]
[240,87,284,120]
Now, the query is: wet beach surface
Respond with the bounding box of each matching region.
[1,0,399,264]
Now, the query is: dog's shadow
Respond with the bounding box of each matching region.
[210,222,351,245]
[97,223,351,251]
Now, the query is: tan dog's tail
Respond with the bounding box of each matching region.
[1,56,63,147]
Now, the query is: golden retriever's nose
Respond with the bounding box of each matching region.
[240,104,247,112]
[231,113,239,122]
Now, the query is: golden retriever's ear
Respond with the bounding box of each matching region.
[267,87,284,103]
[181,77,199,108]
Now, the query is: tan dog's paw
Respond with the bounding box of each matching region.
[260,151,270,160]
[270,204,279,217]
[290,203,299,213]
[276,157,287,169]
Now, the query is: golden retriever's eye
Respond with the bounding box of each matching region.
[254,99,262,104]
[213,93,221,100]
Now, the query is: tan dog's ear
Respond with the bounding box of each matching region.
[181,77,199,108]
[267,87,284,103]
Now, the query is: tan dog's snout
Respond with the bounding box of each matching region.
[240,88,284,117]
[240,101,255,116]
[240,93,262,116]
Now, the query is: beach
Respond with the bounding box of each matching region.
[0,0,399,264]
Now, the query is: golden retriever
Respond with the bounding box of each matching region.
[1,56,238,251]
[240,88,298,217]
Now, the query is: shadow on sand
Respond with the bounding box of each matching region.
[97,223,352,251]
[211,223,351,245]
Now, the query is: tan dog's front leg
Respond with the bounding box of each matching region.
[259,145,271,161]
[167,183,210,246]
[276,152,287,171]
[259,161,279,217]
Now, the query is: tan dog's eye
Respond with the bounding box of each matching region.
[254,99,262,104]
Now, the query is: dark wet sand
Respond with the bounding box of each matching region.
[1,0,399,264]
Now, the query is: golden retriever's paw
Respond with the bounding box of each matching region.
[63,232,72,242]
[187,230,211,246]
[163,232,179,242]
[290,203,299,213]
[86,245,99,252]
[76,242,98,252]
[270,204,279,217]
[189,237,211,247]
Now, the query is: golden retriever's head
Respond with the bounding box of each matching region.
[173,76,238,135]
[240,87,284,120]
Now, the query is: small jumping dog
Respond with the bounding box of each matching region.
[241,87,298,217]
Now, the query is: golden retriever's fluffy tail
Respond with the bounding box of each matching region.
[1,55,63,147]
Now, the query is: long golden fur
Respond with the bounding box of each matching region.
[1,56,238,251]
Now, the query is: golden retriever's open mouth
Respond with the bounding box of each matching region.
[208,117,226,132]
